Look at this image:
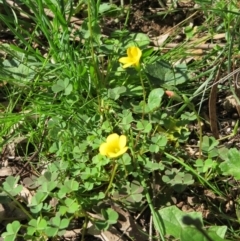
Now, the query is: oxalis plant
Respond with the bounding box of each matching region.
[1,0,239,240]
[1,44,232,241]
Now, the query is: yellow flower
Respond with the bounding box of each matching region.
[99,133,128,158]
[119,46,142,68]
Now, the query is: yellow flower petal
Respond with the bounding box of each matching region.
[119,135,127,149]
[99,143,108,155]
[108,147,128,158]
[106,133,119,144]
[119,57,131,64]
[119,46,142,68]
[99,133,128,158]
[127,47,142,60]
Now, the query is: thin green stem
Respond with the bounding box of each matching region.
[0,187,33,220]
[138,69,146,119]
[105,161,118,196]
[140,179,165,241]
[182,95,203,157]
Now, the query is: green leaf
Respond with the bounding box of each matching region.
[151,134,168,149]
[3,176,22,196]
[108,86,126,100]
[102,208,118,225]
[59,218,70,229]
[219,148,240,179]
[27,218,47,235]
[52,79,66,93]
[2,57,35,83]
[145,60,190,86]
[180,227,229,241]
[45,226,59,237]
[64,179,79,191]
[99,3,113,13]
[51,78,72,95]
[147,88,164,111]
[136,120,152,133]
[64,198,79,213]
[124,33,150,48]
[39,181,57,193]
[30,192,48,205]
[208,226,227,239]
[95,220,109,231]
[1,221,21,241]
[202,136,219,153]
[158,206,203,238]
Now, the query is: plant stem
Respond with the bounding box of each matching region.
[182,95,203,157]
[105,161,118,196]
[138,69,146,119]
[141,179,165,241]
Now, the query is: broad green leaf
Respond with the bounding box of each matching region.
[208,226,227,238]
[158,206,203,238]
[147,88,164,111]
[145,60,190,86]
[180,227,229,241]
[2,57,35,83]
[219,148,240,179]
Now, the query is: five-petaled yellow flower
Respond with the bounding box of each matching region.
[99,133,128,158]
[119,46,142,68]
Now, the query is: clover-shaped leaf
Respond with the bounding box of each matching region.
[27,218,47,235]
[95,208,119,231]
[108,86,126,100]
[102,208,118,225]
[1,221,21,241]
[52,78,72,95]
[3,176,22,196]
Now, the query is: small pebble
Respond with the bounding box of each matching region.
[231,121,236,127]
[232,113,239,119]
[226,127,232,134]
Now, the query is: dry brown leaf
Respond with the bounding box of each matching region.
[113,205,147,241]
[19,186,33,204]
[0,167,16,177]
[209,67,220,139]
[87,220,124,241]
[151,33,170,47]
